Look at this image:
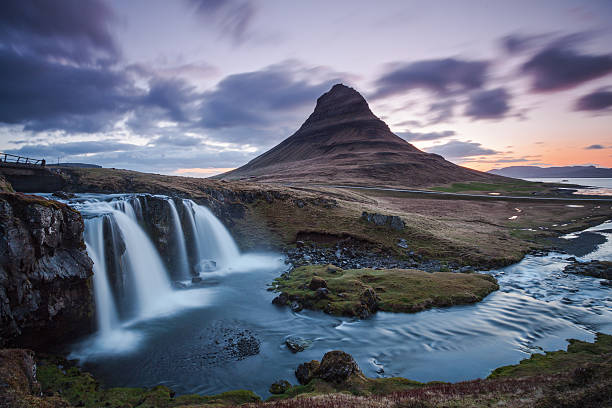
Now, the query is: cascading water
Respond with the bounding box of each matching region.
[168,199,190,279]
[68,194,242,338]
[182,200,240,270]
[110,209,173,316]
[84,216,120,335]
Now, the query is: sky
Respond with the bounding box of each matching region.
[1,0,611,176]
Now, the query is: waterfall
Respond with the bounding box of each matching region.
[84,215,120,334]
[168,199,190,279]
[75,194,242,335]
[182,200,240,270]
[110,209,172,316]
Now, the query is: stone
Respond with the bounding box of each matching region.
[397,238,409,249]
[361,211,405,230]
[272,293,289,306]
[295,360,320,385]
[327,264,342,273]
[309,276,328,290]
[316,287,329,298]
[269,380,291,395]
[51,191,75,200]
[290,301,303,312]
[360,287,378,314]
[285,336,312,353]
[564,259,612,280]
[316,351,361,384]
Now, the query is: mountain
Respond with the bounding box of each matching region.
[217,84,505,187]
[489,165,612,178]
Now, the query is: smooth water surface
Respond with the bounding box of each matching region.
[524,177,612,196]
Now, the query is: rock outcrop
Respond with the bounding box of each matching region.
[295,350,364,385]
[0,193,94,349]
[564,258,612,281]
[0,175,14,192]
[361,211,405,230]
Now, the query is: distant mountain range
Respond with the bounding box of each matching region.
[217,84,505,187]
[488,165,612,178]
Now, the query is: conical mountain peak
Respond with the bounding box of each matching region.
[218,84,502,188]
[300,83,382,130]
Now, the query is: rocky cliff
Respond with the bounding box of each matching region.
[0,193,94,349]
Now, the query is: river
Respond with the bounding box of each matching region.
[50,194,612,398]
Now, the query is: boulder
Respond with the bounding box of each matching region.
[360,287,378,313]
[309,276,328,290]
[326,264,342,273]
[285,336,312,353]
[317,351,362,384]
[361,211,405,231]
[272,293,289,306]
[316,287,329,298]
[269,380,291,395]
[295,360,320,385]
[290,301,303,312]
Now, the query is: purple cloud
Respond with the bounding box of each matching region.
[187,0,256,44]
[396,130,455,142]
[522,44,612,92]
[372,58,489,99]
[575,87,612,111]
[0,0,118,64]
[465,88,511,119]
[425,140,498,159]
[199,63,341,129]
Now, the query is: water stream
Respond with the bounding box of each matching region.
[49,194,612,398]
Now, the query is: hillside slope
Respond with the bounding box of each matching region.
[218,84,507,188]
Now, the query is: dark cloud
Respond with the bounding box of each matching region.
[465,88,511,119]
[372,58,489,99]
[0,0,118,64]
[199,64,340,129]
[7,141,139,158]
[187,0,256,44]
[574,87,612,111]
[0,48,137,132]
[144,78,199,122]
[425,140,498,160]
[152,134,204,147]
[585,144,605,150]
[396,130,455,142]
[521,43,612,92]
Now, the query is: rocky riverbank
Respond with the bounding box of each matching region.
[3,334,609,407]
[0,193,94,349]
[564,258,612,285]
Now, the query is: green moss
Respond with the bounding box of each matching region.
[430,181,547,195]
[489,333,612,378]
[35,356,260,407]
[273,265,498,317]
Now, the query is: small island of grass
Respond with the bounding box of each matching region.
[271,264,499,318]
